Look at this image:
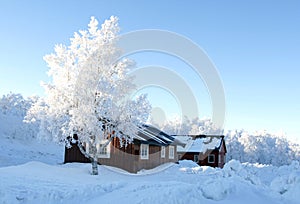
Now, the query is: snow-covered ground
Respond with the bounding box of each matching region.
[1,138,300,204]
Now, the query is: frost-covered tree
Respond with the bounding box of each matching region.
[0,93,37,117]
[188,117,222,135]
[160,116,191,135]
[0,93,39,140]
[160,116,222,135]
[225,129,300,166]
[26,16,151,175]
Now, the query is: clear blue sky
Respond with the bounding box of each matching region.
[0,0,299,140]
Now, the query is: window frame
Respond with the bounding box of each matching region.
[161,146,166,158]
[208,154,215,163]
[140,144,149,160]
[194,154,199,163]
[97,141,110,158]
[169,146,175,159]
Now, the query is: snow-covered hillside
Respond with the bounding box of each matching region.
[0,136,62,168]
[0,93,63,167]
[1,93,300,203]
[0,93,37,141]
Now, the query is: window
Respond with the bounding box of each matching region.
[169,146,174,159]
[208,154,215,163]
[96,141,110,158]
[161,146,165,158]
[218,154,221,163]
[140,144,149,160]
[99,145,107,155]
[194,154,199,162]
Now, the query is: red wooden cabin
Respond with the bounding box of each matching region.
[64,125,184,173]
[175,135,227,168]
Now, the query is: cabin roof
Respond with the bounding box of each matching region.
[133,125,184,147]
[174,135,224,153]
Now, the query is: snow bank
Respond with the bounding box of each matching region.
[1,160,300,203]
[270,161,300,202]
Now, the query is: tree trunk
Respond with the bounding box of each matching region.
[91,158,98,175]
[76,141,98,175]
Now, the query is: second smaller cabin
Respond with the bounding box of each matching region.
[175,135,227,168]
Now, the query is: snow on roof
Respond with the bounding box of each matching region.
[143,125,174,143]
[138,129,166,145]
[133,125,176,146]
[133,134,147,141]
[175,135,223,153]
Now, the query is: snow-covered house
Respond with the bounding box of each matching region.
[64,125,184,173]
[175,135,227,168]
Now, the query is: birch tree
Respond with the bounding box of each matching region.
[26,16,151,175]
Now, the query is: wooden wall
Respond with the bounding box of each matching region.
[98,141,177,173]
[179,150,225,168]
[64,144,90,163]
[64,137,178,173]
